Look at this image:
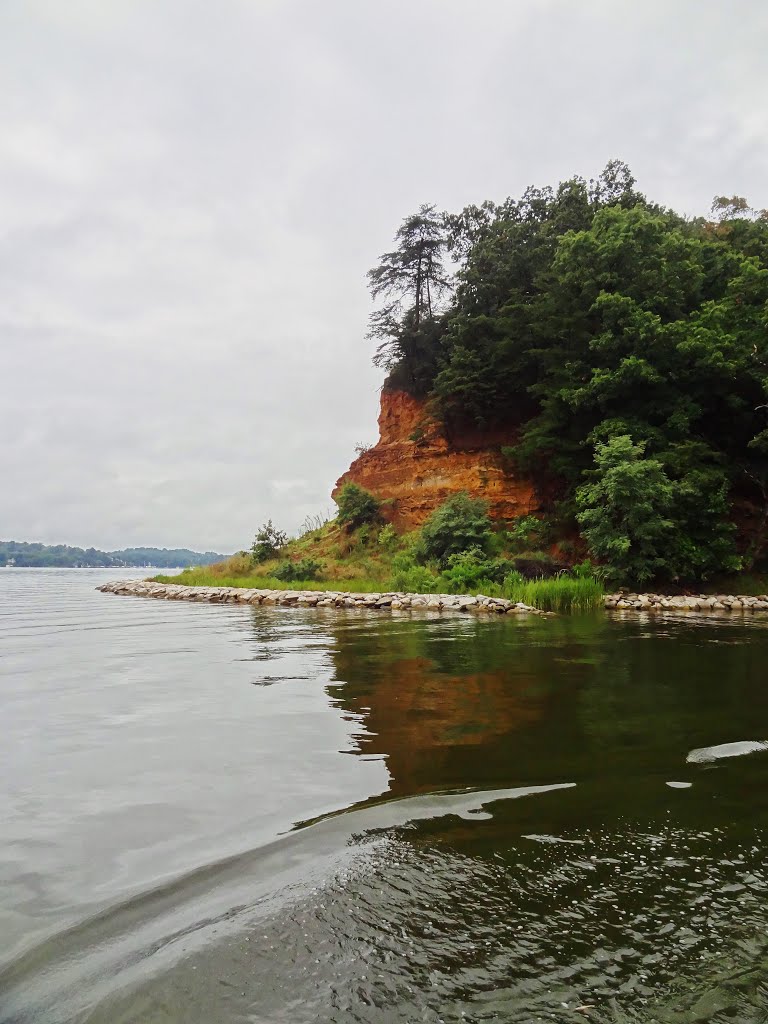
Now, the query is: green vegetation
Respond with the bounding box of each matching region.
[366,163,768,585]
[419,493,494,564]
[149,169,768,601]
[251,521,288,563]
[500,575,605,614]
[335,483,381,529]
[155,497,605,614]
[1,540,226,568]
[575,435,740,586]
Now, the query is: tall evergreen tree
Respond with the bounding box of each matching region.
[366,204,450,390]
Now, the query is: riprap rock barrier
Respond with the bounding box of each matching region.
[96,580,549,615]
[605,592,768,612]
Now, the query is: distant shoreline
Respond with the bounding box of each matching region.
[1,541,227,570]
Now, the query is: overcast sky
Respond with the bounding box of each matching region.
[1,0,766,552]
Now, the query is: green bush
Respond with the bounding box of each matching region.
[570,558,607,581]
[389,551,441,593]
[506,515,548,553]
[377,524,398,551]
[419,492,493,565]
[272,558,324,582]
[251,520,288,564]
[336,483,381,529]
[440,547,518,592]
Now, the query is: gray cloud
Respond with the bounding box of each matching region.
[1,0,766,551]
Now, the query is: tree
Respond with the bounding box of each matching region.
[419,493,493,565]
[367,204,450,388]
[251,520,287,563]
[369,165,768,577]
[576,436,675,585]
[576,436,740,584]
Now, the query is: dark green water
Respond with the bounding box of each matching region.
[2,570,768,1022]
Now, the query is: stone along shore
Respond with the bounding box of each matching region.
[605,592,768,612]
[97,580,549,615]
[98,580,768,616]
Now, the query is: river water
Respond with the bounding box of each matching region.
[2,568,768,1023]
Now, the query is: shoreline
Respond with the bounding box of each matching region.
[96,580,550,614]
[98,580,768,615]
[607,591,768,612]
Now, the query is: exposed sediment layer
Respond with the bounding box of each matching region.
[96,580,549,615]
[333,389,538,530]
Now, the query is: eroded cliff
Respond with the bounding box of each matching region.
[333,389,539,530]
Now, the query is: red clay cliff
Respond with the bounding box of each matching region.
[333,389,539,530]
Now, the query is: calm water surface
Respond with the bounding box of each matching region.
[2,568,768,1023]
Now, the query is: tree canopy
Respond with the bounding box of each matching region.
[366,164,768,581]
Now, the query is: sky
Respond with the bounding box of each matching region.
[1,0,767,553]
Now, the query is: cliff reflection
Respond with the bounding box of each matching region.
[324,615,598,797]
[319,611,768,814]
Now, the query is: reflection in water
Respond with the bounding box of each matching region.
[4,585,768,1023]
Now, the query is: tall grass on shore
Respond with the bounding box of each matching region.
[501,575,604,614]
[152,567,605,612]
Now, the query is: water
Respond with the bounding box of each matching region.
[2,569,768,1023]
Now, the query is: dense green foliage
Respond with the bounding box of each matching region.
[0,540,225,568]
[418,492,494,565]
[576,436,739,585]
[367,164,768,583]
[335,483,381,529]
[251,520,288,563]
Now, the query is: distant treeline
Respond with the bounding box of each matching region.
[1,541,227,568]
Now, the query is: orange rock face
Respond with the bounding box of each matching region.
[333,389,539,530]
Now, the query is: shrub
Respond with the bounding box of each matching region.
[272,557,324,582]
[440,548,518,592]
[419,492,493,565]
[251,520,288,563]
[336,483,381,529]
[377,523,398,551]
[390,562,442,594]
[506,515,548,553]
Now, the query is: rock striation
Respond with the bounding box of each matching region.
[97,580,549,615]
[333,388,539,530]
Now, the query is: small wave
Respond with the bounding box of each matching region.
[686,740,768,764]
[0,783,575,1024]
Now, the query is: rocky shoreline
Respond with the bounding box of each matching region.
[96,580,549,614]
[97,580,768,616]
[606,591,768,612]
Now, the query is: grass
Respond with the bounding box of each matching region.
[501,575,605,613]
[152,569,388,593]
[151,515,768,612]
[148,518,610,613]
[152,566,606,613]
